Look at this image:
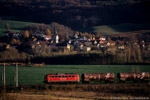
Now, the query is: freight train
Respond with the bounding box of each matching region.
[44,72,149,83]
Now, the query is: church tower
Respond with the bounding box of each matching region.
[53,28,59,45]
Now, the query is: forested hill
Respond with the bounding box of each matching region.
[0,0,150,29]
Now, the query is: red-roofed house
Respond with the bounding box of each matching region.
[42,35,52,40]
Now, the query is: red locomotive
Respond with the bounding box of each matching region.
[44,73,80,83]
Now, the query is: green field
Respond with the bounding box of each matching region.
[1,18,150,36]
[0,65,150,85]
[0,19,36,36]
[82,23,150,35]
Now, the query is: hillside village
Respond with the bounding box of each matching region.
[0,26,150,64]
[0,30,149,53]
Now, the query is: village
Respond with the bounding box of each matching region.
[0,28,150,57]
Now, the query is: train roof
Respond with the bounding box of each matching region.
[46,73,79,75]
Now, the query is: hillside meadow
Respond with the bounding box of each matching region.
[1,18,150,36]
[0,65,150,85]
[81,23,150,35]
[0,19,36,36]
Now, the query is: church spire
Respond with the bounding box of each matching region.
[54,27,57,35]
[53,26,59,45]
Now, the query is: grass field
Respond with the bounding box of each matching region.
[0,65,150,85]
[82,23,150,35]
[0,19,36,36]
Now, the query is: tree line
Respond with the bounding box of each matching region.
[0,0,150,29]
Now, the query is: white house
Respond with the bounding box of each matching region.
[83,46,91,52]
[99,36,106,41]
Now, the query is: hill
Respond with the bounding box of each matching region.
[81,23,150,35]
[1,19,150,37]
[0,19,36,36]
[0,19,74,40]
[0,0,150,29]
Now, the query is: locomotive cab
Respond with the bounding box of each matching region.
[44,73,80,83]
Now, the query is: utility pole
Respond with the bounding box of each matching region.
[16,63,18,87]
[3,62,6,89]
[2,62,6,100]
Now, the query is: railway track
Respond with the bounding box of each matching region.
[1,82,149,92]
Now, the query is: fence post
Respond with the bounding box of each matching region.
[16,63,18,87]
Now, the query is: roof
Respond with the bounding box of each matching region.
[37,41,50,45]
[109,41,117,44]
[47,73,79,76]
[84,42,92,46]
[44,35,52,39]
[99,36,105,38]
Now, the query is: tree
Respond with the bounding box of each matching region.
[130,35,138,44]
[107,36,112,42]
[88,33,92,40]
[11,38,17,44]
[5,23,11,32]
[45,28,52,36]
[24,30,30,38]
[84,32,89,37]
[5,23,10,29]
[92,34,95,39]
[75,31,79,36]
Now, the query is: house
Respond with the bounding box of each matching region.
[145,42,150,51]
[99,40,107,44]
[92,40,97,45]
[68,40,72,44]
[83,46,91,52]
[100,44,107,48]
[79,43,84,50]
[36,41,50,45]
[56,42,71,53]
[6,44,10,49]
[117,40,127,45]
[140,40,145,48]
[109,41,116,46]
[73,34,78,39]
[106,42,110,46]
[118,45,125,50]
[84,41,93,47]
[12,33,20,39]
[83,36,88,40]
[99,36,106,41]
[147,46,150,51]
[43,35,52,41]
[92,36,95,41]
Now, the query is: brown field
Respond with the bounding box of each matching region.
[0,83,150,100]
